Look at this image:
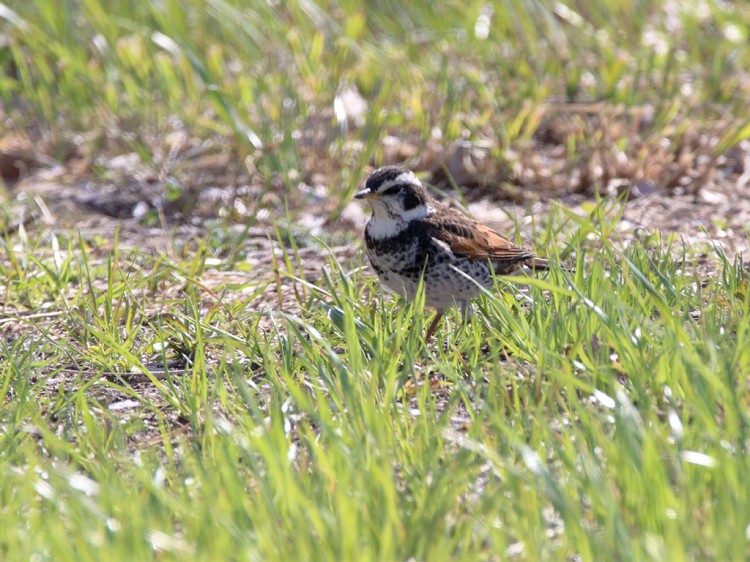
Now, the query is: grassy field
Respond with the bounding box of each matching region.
[2,0,750,560]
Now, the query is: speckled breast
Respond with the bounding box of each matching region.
[366,234,495,312]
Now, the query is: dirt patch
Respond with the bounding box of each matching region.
[3,105,750,321]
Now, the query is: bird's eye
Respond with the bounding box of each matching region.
[383,186,402,196]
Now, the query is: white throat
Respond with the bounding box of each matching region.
[366,203,433,239]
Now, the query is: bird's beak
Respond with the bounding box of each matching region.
[354,189,381,200]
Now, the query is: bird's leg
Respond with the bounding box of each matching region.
[424,312,443,341]
[461,302,474,323]
[451,302,473,341]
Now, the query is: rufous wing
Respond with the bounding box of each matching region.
[429,216,535,262]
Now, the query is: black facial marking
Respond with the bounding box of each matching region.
[402,189,420,211]
[383,186,402,197]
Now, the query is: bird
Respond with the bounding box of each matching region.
[355,165,555,341]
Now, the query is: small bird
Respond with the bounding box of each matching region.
[356,166,554,341]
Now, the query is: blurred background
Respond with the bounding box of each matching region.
[2,0,749,255]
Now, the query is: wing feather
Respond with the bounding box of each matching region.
[426,212,535,262]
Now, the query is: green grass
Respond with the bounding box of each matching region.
[2,0,750,560]
[2,210,749,560]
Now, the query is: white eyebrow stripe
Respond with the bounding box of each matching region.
[375,172,420,192]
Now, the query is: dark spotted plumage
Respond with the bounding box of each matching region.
[355,166,557,339]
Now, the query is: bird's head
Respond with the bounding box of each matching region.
[355,166,431,220]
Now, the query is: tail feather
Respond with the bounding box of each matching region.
[528,257,574,272]
[529,257,550,271]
